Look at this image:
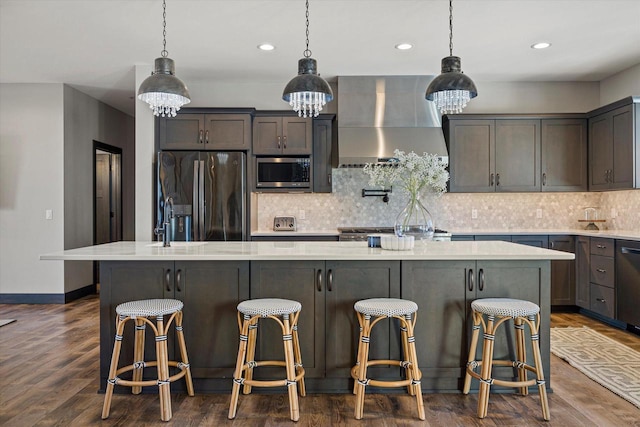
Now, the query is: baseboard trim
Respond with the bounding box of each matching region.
[578,307,627,330]
[0,284,97,304]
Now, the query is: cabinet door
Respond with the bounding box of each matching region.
[99,261,173,389]
[325,260,401,379]
[475,235,511,242]
[512,235,549,248]
[548,236,576,306]
[575,236,591,308]
[447,120,495,192]
[253,116,283,155]
[175,261,249,378]
[282,117,312,155]
[611,105,634,189]
[159,114,205,150]
[589,113,613,190]
[401,261,470,391]
[250,261,325,378]
[313,117,335,193]
[495,120,541,192]
[541,119,587,191]
[203,114,251,149]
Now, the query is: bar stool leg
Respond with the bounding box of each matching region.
[477,314,496,419]
[102,315,127,419]
[514,316,529,395]
[243,316,258,395]
[229,314,250,419]
[175,311,194,396]
[132,318,146,395]
[155,315,172,422]
[463,310,482,394]
[404,316,425,421]
[529,314,550,421]
[354,313,371,420]
[400,315,414,396]
[353,320,364,395]
[282,314,300,422]
[292,322,306,397]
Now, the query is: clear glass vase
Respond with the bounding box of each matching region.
[394,195,434,242]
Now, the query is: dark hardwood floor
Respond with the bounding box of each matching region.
[1,295,639,426]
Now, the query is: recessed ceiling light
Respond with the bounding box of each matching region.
[395,43,413,50]
[531,42,551,49]
[258,43,275,51]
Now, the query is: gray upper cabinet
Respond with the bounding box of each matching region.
[253,116,312,155]
[541,119,587,191]
[589,102,638,190]
[446,119,495,192]
[159,112,252,150]
[312,114,336,193]
[495,119,541,192]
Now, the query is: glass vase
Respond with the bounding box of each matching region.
[394,195,434,242]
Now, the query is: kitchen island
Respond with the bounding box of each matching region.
[42,241,573,394]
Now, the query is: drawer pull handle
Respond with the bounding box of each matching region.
[596,298,606,303]
[596,268,606,273]
[596,244,606,249]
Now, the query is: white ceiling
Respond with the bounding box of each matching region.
[2,0,639,116]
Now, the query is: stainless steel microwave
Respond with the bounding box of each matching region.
[256,157,311,188]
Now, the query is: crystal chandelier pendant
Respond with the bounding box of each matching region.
[431,89,472,115]
[288,91,327,118]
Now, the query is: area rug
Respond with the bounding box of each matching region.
[0,319,16,327]
[550,326,640,409]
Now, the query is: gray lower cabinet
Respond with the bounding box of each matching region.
[402,260,550,392]
[589,238,616,317]
[99,260,249,392]
[547,236,576,305]
[575,236,591,308]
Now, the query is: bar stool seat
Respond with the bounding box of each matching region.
[463,298,549,421]
[102,299,194,422]
[351,298,425,420]
[228,298,305,422]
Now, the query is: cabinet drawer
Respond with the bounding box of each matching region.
[589,255,615,288]
[590,238,614,257]
[589,283,615,318]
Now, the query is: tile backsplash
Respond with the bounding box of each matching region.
[256,169,640,232]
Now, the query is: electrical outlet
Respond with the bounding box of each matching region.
[299,210,306,220]
[45,209,53,220]
[536,209,543,219]
[471,209,478,219]
[611,208,617,218]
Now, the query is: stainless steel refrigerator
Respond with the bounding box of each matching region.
[157,151,246,241]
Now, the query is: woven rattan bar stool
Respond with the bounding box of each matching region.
[228,298,306,422]
[351,298,425,420]
[463,298,549,421]
[102,299,194,422]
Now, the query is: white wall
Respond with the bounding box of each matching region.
[135,64,155,241]
[0,84,65,295]
[600,63,640,105]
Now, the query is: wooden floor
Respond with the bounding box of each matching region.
[1,295,639,426]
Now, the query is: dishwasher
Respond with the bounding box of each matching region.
[616,239,640,333]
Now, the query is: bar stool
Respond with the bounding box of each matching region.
[228,298,306,422]
[102,299,194,421]
[463,298,549,420]
[351,298,425,420]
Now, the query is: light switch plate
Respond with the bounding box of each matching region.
[45,209,53,220]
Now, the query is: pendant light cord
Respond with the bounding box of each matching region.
[304,0,312,58]
[161,0,168,58]
[449,0,453,57]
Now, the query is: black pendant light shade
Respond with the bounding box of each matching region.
[138,57,191,117]
[282,58,333,118]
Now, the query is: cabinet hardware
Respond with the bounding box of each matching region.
[283,135,287,149]
[165,269,171,292]
[490,173,494,186]
[277,136,281,149]
[596,298,606,303]
[496,174,500,187]
[542,173,547,186]
[479,269,485,291]
[316,269,322,292]
[328,174,331,185]
[596,244,606,249]
[468,269,474,292]
[550,241,555,249]
[176,269,182,292]
[205,130,209,144]
[327,269,333,292]
[621,247,640,255]
[199,129,203,144]
[596,268,606,273]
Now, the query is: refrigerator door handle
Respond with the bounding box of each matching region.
[199,159,205,240]
[193,160,200,241]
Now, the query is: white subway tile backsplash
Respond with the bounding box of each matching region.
[256,170,640,232]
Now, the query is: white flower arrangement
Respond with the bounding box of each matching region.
[363,149,449,199]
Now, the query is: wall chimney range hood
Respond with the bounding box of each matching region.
[337,76,448,167]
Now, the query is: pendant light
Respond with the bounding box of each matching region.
[282,0,333,118]
[425,0,477,114]
[138,0,190,117]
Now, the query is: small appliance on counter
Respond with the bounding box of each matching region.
[273,216,297,231]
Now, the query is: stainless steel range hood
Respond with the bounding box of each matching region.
[337,76,447,167]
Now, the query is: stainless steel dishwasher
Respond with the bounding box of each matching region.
[616,239,640,333]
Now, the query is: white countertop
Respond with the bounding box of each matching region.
[252,229,640,241]
[40,241,574,262]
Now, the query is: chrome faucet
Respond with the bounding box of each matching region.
[154,197,174,247]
